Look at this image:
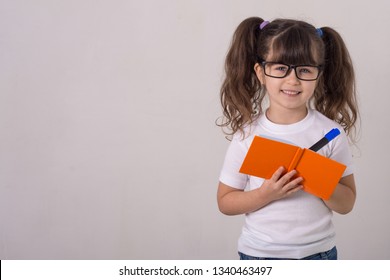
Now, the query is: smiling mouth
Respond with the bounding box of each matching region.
[281,90,301,96]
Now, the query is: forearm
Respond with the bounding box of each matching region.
[218,187,271,216]
[323,174,356,214]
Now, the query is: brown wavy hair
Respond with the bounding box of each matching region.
[217,17,359,140]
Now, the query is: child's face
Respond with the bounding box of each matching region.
[254,54,318,116]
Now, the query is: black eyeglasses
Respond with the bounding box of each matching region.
[260,61,323,81]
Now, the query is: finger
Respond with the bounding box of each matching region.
[286,184,303,195]
[270,166,285,182]
[278,169,297,185]
[281,176,303,194]
[289,175,303,184]
[284,177,303,191]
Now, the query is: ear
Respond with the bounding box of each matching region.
[254,63,265,84]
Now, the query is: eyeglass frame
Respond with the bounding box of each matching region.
[258,59,323,81]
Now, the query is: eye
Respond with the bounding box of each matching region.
[272,64,288,72]
[298,67,314,74]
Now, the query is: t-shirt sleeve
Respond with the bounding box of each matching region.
[219,136,249,190]
[329,128,354,177]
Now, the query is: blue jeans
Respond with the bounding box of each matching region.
[239,246,337,260]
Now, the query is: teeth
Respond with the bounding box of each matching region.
[282,90,300,95]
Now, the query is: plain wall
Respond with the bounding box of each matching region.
[0,0,389,259]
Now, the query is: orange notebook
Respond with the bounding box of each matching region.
[239,136,346,200]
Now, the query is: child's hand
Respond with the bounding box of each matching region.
[259,166,303,202]
[217,167,303,215]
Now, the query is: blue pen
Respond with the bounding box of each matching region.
[309,128,340,152]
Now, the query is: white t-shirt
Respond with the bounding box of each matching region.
[219,108,354,259]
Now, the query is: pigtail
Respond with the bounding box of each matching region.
[314,27,359,139]
[217,17,265,138]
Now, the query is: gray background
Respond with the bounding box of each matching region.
[1,0,389,259]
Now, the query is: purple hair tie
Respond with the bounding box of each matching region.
[316,28,323,37]
[260,21,270,30]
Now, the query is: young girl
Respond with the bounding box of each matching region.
[217,17,359,260]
